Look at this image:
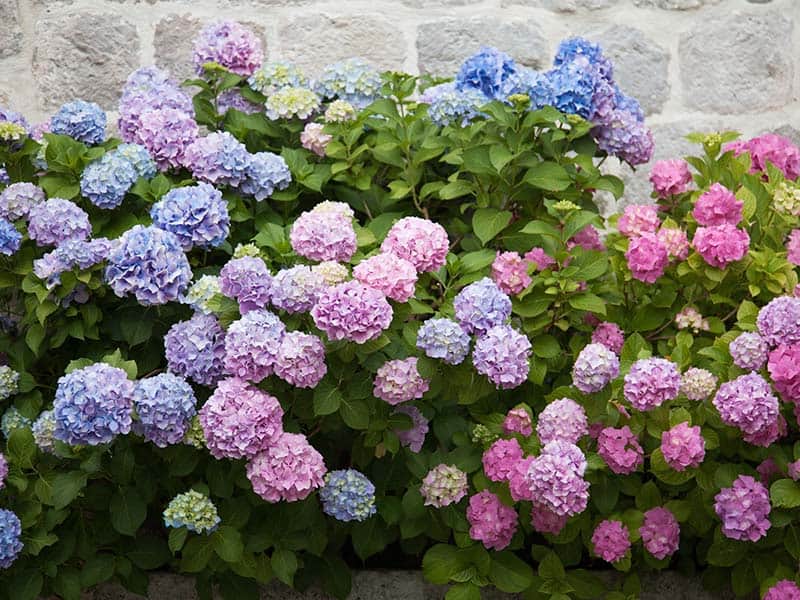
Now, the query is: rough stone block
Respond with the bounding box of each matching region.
[417,18,548,76]
[0,0,22,58]
[633,0,720,7]
[501,0,618,10]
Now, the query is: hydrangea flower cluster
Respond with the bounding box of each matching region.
[454,278,511,335]
[219,256,273,313]
[466,490,518,551]
[618,204,659,238]
[524,441,589,517]
[729,332,769,371]
[714,475,771,542]
[625,232,669,283]
[525,247,556,271]
[536,398,588,445]
[726,133,800,180]
[503,407,533,437]
[1,407,31,438]
[182,132,250,188]
[0,219,20,256]
[591,322,624,354]
[472,325,531,389]
[274,331,327,389]
[416,318,471,365]
[491,251,532,295]
[422,83,488,128]
[0,453,7,489]
[0,182,44,221]
[572,343,620,393]
[163,490,220,534]
[640,507,680,560]
[265,87,321,120]
[381,217,449,273]
[290,201,357,262]
[270,265,325,313]
[0,365,19,401]
[764,581,800,600]
[27,198,91,247]
[353,252,418,302]
[767,344,800,401]
[32,410,56,454]
[132,373,196,448]
[758,296,800,347]
[80,152,138,210]
[774,182,800,217]
[598,426,643,475]
[787,229,800,265]
[649,159,692,197]
[240,152,292,200]
[420,464,468,507]
[50,100,106,144]
[592,520,630,563]
[248,62,308,94]
[319,469,377,522]
[183,275,221,314]
[151,183,230,250]
[373,358,429,405]
[300,123,332,156]
[165,313,226,386]
[246,432,326,502]
[223,310,286,382]
[192,21,263,77]
[316,58,382,108]
[623,357,680,411]
[482,438,523,482]
[692,223,750,269]
[713,373,779,446]
[0,509,23,569]
[393,405,428,453]
[311,281,392,344]
[661,422,705,471]
[692,183,742,227]
[132,108,199,171]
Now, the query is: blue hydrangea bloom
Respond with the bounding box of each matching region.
[122,66,175,96]
[80,152,138,209]
[0,509,23,569]
[453,277,512,335]
[0,218,21,256]
[240,152,292,201]
[613,87,644,123]
[163,490,220,534]
[150,183,230,250]
[0,106,30,132]
[319,469,377,522]
[456,47,517,100]
[50,100,107,145]
[546,59,599,119]
[115,143,157,179]
[53,363,134,446]
[182,132,251,188]
[33,238,111,290]
[416,318,471,365]
[132,373,197,448]
[424,83,488,128]
[0,167,9,185]
[315,58,382,108]
[500,68,555,110]
[553,37,613,81]
[105,225,192,306]
[1,406,32,438]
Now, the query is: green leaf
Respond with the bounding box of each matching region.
[439,180,474,200]
[445,583,481,600]
[53,568,81,600]
[313,380,343,416]
[7,427,36,469]
[489,144,514,173]
[489,551,534,592]
[25,323,45,354]
[352,518,393,561]
[80,554,116,587]
[340,398,370,429]
[48,472,87,510]
[10,571,43,600]
[785,525,800,559]
[524,162,572,191]
[537,551,565,580]
[566,570,607,600]
[472,208,512,245]
[119,312,154,347]
[563,210,600,241]
[771,479,800,508]
[110,488,147,536]
[423,544,465,585]
[271,549,298,586]
[213,526,244,563]
[532,335,560,359]
[459,249,496,273]
[169,528,189,554]
[129,538,172,569]
[706,537,748,567]
[180,536,215,573]
[567,293,606,316]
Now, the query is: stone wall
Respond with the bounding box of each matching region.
[1,0,799,202]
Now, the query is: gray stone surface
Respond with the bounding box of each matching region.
[32,11,141,111]
[502,0,619,9]
[401,0,484,6]
[679,11,793,114]
[417,18,548,75]
[633,0,720,7]
[0,0,22,58]
[277,15,407,75]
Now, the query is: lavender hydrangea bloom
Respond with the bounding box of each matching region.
[122,66,174,94]
[553,37,613,81]
[182,132,251,188]
[53,363,134,446]
[248,62,309,94]
[165,313,226,386]
[473,325,531,389]
[290,202,357,262]
[424,83,488,128]
[192,21,263,77]
[416,317,471,365]
[537,398,588,445]
[0,219,21,256]
[315,58,382,108]
[105,225,192,306]
[270,265,325,314]
[453,277,512,335]
[374,358,430,405]
[132,108,199,171]
[224,309,286,382]
[572,343,620,393]
[623,357,681,411]
[593,109,655,166]
[714,475,771,542]
[393,404,428,453]
[713,372,779,441]
[274,331,327,389]
[455,47,517,100]
[0,182,44,221]
[729,332,769,371]
[132,373,197,448]
[320,469,377,522]
[219,256,272,313]
[34,238,112,289]
[80,152,138,209]
[525,441,589,517]
[0,509,22,569]
[311,280,393,344]
[757,296,800,347]
[151,183,230,250]
[50,100,106,145]
[118,84,194,144]
[216,90,262,115]
[27,198,91,247]
[240,152,292,201]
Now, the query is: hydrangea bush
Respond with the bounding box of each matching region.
[0,19,796,600]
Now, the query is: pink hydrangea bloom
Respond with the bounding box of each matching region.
[789,460,800,481]
[764,580,800,600]
[768,344,800,401]
[692,224,750,269]
[274,331,327,389]
[373,358,429,405]
[727,133,800,180]
[649,159,692,197]
[472,325,531,390]
[311,280,392,343]
[491,251,532,295]
[503,407,532,436]
[482,438,523,482]
[466,490,518,551]
[692,183,742,226]
[623,357,681,411]
[508,456,535,502]
[300,122,332,157]
[713,373,779,443]
[524,247,557,270]
[742,413,786,448]
[199,378,284,460]
[640,507,680,560]
[661,422,705,471]
[393,404,428,453]
[536,398,588,445]
[531,502,568,535]
[657,227,689,261]
[617,204,659,238]
[290,201,357,262]
[598,426,643,475]
[714,475,771,542]
[524,441,589,516]
[353,252,418,302]
[591,520,630,563]
[591,322,624,354]
[625,232,669,283]
[246,432,326,502]
[192,21,263,77]
[788,230,800,265]
[380,217,449,273]
[568,225,605,252]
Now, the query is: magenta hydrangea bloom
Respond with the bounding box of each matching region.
[482,438,523,482]
[312,281,393,343]
[591,322,624,354]
[787,230,800,265]
[353,252,418,302]
[692,224,750,269]
[199,377,284,460]
[420,464,468,507]
[524,247,557,270]
[726,133,800,180]
[572,343,620,393]
[661,422,705,471]
[380,217,449,273]
[290,201,357,262]
[246,432,326,502]
[764,580,800,600]
[164,313,226,387]
[491,251,532,295]
[617,204,659,238]
[692,183,742,226]
[192,21,263,77]
[768,344,800,401]
[713,373,779,442]
[373,357,429,405]
[503,407,532,437]
[730,332,768,371]
[0,453,6,490]
[454,278,512,335]
[657,227,689,261]
[472,325,531,390]
[524,441,589,517]
[274,331,327,389]
[132,108,199,171]
[219,256,272,313]
[640,507,680,560]
[569,225,605,252]
[598,426,643,475]
[27,198,91,247]
[650,159,692,197]
[466,490,518,551]
[623,357,680,411]
[536,398,588,445]
[531,502,568,536]
[507,456,535,502]
[270,265,325,314]
[592,520,630,563]
[758,296,800,348]
[680,368,718,400]
[224,310,285,383]
[714,475,771,542]
[393,404,428,453]
[625,232,669,283]
[789,460,800,481]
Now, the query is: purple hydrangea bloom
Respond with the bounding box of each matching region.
[393,404,428,453]
[164,313,226,386]
[54,363,134,445]
[219,256,272,313]
[192,21,263,77]
[115,143,158,180]
[593,109,654,166]
[0,182,44,221]
[80,151,138,209]
[764,581,800,600]
[553,37,613,81]
[592,520,630,563]
[537,398,588,445]
[33,238,111,289]
[118,83,194,144]
[453,277,512,335]
[50,100,106,145]
[713,372,779,442]
[455,47,517,100]
[132,373,197,447]
[246,432,326,502]
[623,357,681,411]
[320,469,377,522]
[572,343,620,393]
[640,507,680,560]
[416,317,471,365]
[217,89,262,115]
[150,183,230,250]
[270,265,325,314]
[714,475,771,542]
[182,132,251,188]
[27,198,91,247]
[613,87,644,122]
[315,58,382,108]
[598,426,643,474]
[274,331,327,389]
[0,453,6,489]
[311,280,393,344]
[131,108,199,171]
[105,225,191,306]
[240,152,292,201]
[0,219,21,256]
[729,332,769,371]
[224,309,286,382]
[757,296,800,347]
[0,509,22,569]
[290,202,357,263]
[591,322,624,354]
[472,325,531,389]
[525,441,589,517]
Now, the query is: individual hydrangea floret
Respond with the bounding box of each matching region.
[640,507,680,560]
[692,183,742,227]
[274,331,327,389]
[416,318,471,365]
[536,398,588,445]
[192,21,263,76]
[115,143,157,179]
[623,357,681,411]
[491,251,532,295]
[393,404,428,453]
[265,87,321,120]
[183,275,221,314]
[473,325,531,390]
[726,133,800,180]
[650,159,692,197]
[1,407,31,438]
[453,278,512,335]
[729,332,768,371]
[311,280,393,344]
[50,100,106,144]
[32,410,56,454]
[219,256,272,313]
[714,475,771,542]
[163,490,220,534]
[27,198,91,247]
[151,183,230,250]
[270,265,325,314]
[248,62,308,94]
[597,426,643,475]
[290,201,357,262]
[592,520,630,563]
[381,217,449,273]
[524,441,589,516]
[503,407,532,437]
[312,261,349,286]
[315,58,382,108]
[0,366,18,402]
[661,422,705,471]
[757,296,800,348]
[572,343,620,394]
[591,322,624,354]
[713,373,779,443]
[324,100,357,123]
[764,581,800,600]
[373,358,429,405]
[424,83,488,128]
[224,310,286,383]
[354,252,418,302]
[199,377,283,460]
[105,225,191,306]
[132,108,199,171]
[625,232,669,283]
[657,227,690,262]
[301,122,332,157]
[240,152,292,201]
[320,469,377,522]
[246,432,326,502]
[53,363,134,446]
[132,373,197,448]
[466,490,518,551]
[164,313,226,386]
[680,368,717,400]
[767,344,800,401]
[181,132,251,188]
[0,509,23,569]
[692,224,750,269]
[0,219,20,256]
[482,438,523,482]
[0,182,44,221]
[618,204,660,238]
[420,464,468,507]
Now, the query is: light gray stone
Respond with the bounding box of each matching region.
[417,18,548,75]
[32,11,141,111]
[401,0,484,6]
[0,0,22,58]
[502,0,618,10]
[773,125,800,148]
[633,0,720,8]
[277,15,406,75]
[679,12,793,113]
[588,25,670,115]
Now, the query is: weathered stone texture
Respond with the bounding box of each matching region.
[32,11,141,111]
[633,0,720,8]
[502,0,619,10]
[0,0,22,58]
[417,18,548,75]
